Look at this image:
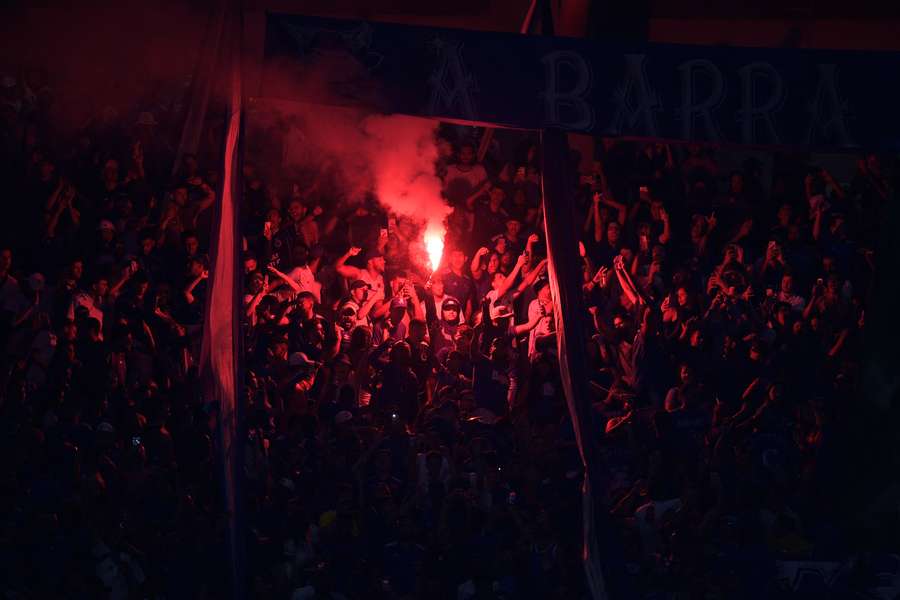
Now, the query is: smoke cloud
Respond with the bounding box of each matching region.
[250,98,451,265]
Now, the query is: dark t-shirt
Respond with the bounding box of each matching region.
[473,358,513,417]
[443,271,476,312]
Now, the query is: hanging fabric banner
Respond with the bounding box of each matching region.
[262,12,900,150]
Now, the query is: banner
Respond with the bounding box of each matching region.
[199,2,244,598]
[541,129,607,599]
[262,13,900,151]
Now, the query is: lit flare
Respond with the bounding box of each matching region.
[424,226,444,273]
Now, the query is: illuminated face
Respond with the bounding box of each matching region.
[459,145,475,165]
[94,279,109,298]
[442,304,460,321]
[369,256,385,273]
[141,238,155,255]
[244,257,257,273]
[288,201,305,222]
[449,250,466,271]
[267,209,282,229]
[680,365,693,383]
[676,288,688,307]
[487,253,500,274]
[537,285,552,304]
[607,222,620,245]
[690,329,703,347]
[351,286,367,303]
[71,260,83,280]
[506,220,522,238]
[185,236,199,256]
[491,271,505,291]
[781,275,793,294]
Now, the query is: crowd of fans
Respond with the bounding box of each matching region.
[1,81,897,599]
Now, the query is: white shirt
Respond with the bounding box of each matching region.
[777,290,805,312]
[357,268,384,300]
[284,265,322,303]
[527,298,554,358]
[485,289,515,320]
[67,291,104,328]
[444,164,487,204]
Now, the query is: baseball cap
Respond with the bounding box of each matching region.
[349,279,370,291]
[334,410,353,426]
[533,277,549,294]
[441,297,461,311]
[390,295,408,309]
[288,352,318,368]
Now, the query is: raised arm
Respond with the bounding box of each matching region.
[267,265,302,294]
[335,246,363,280]
[658,206,671,245]
[517,258,547,296]
[495,254,526,300]
[592,192,604,243]
[470,246,489,278]
[183,269,208,305]
[613,255,644,307]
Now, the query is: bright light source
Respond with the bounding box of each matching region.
[424,226,444,273]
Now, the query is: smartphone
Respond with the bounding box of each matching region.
[264,221,272,237]
[131,436,141,447]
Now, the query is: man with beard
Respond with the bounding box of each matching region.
[336,246,387,318]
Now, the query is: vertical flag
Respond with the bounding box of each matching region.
[199,1,244,598]
[540,128,608,600]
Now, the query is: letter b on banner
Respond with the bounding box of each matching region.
[541,50,594,131]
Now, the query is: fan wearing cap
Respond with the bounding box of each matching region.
[441,249,476,321]
[421,275,461,326]
[422,290,464,355]
[482,251,547,327]
[336,245,387,317]
[338,279,381,335]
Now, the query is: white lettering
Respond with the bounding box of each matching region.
[678,59,725,143]
[540,50,594,130]
[605,54,660,137]
[806,64,855,147]
[737,62,784,145]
